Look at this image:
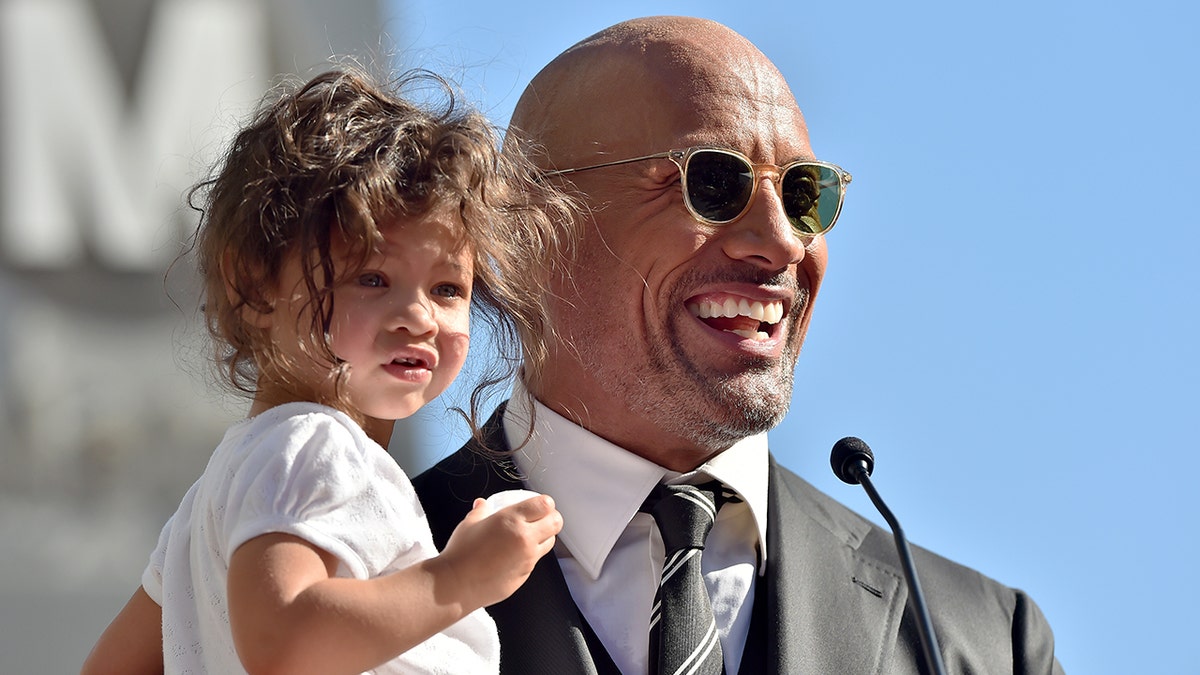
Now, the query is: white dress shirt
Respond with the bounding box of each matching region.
[503,384,769,675]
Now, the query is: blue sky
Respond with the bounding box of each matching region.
[390,2,1200,673]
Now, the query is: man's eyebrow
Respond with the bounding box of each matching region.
[778,151,819,164]
[705,143,817,165]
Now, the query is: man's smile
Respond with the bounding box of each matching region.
[685,295,786,342]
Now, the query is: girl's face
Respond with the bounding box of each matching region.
[262,206,473,431]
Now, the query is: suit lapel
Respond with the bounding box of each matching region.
[490,549,620,675]
[415,413,617,675]
[767,459,908,674]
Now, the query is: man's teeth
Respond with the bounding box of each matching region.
[686,298,783,342]
[687,298,784,323]
[729,329,769,341]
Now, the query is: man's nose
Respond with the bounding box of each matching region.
[719,178,807,270]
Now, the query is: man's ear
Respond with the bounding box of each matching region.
[221,249,274,330]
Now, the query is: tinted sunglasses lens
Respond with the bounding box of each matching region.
[684,151,754,222]
[782,164,842,235]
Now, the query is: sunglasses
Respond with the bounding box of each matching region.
[544,146,851,236]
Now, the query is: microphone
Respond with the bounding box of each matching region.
[830,437,947,675]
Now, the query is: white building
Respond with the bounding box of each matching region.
[0,2,402,670]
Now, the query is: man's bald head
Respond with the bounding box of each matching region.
[508,17,831,465]
[511,16,811,168]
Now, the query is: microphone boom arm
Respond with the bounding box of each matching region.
[850,462,948,675]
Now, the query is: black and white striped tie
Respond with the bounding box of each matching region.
[643,481,732,675]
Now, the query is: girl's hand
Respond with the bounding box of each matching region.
[436,494,563,609]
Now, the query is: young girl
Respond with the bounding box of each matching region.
[81,66,572,674]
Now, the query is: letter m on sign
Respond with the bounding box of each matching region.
[0,0,269,271]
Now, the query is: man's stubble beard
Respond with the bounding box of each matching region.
[617,286,809,452]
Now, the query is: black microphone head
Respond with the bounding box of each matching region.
[831,436,874,485]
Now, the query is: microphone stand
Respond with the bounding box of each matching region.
[850,463,948,675]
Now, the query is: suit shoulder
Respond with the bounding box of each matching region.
[769,459,1030,615]
[769,460,1062,671]
[412,408,510,497]
[413,411,523,547]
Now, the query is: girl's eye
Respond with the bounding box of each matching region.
[433,283,467,299]
[357,272,386,288]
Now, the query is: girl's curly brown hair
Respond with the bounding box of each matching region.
[188,65,575,441]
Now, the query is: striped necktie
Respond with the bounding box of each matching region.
[642,481,733,675]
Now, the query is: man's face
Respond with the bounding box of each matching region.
[535,54,829,468]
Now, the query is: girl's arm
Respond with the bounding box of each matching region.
[80,586,164,675]
[227,494,561,675]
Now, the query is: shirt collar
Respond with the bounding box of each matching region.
[503,382,770,579]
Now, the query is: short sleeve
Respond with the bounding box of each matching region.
[140,512,174,606]
[219,408,424,580]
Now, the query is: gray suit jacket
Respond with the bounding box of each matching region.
[412,410,1064,674]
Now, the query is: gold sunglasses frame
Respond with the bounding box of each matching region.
[544,146,852,234]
